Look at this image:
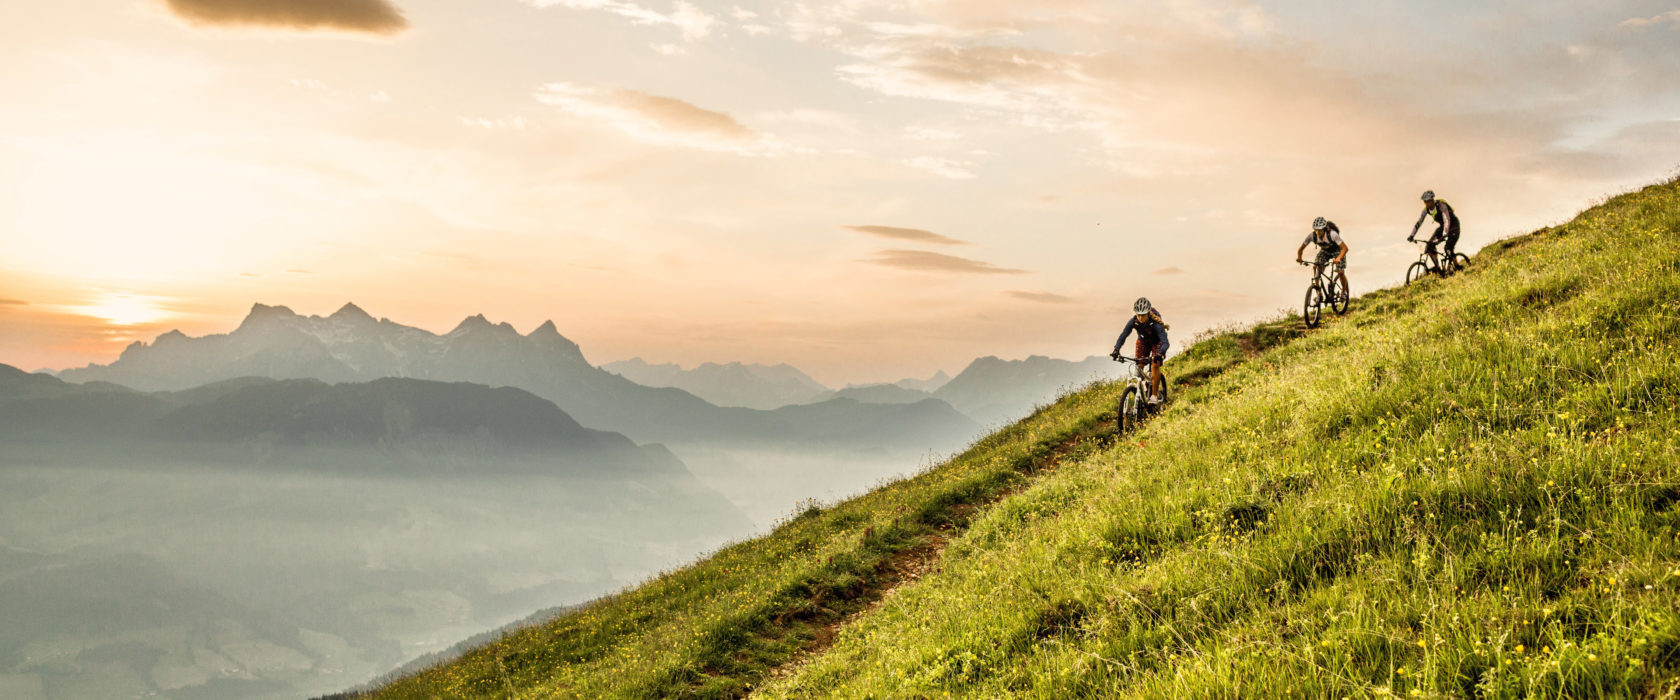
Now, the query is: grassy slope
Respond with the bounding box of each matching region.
[371,178,1680,699]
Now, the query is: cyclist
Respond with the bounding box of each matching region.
[1295,216,1349,301]
[1409,190,1460,274]
[1111,297,1170,404]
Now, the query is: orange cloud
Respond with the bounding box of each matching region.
[844,225,967,245]
[534,83,790,154]
[1006,290,1073,304]
[161,0,409,35]
[863,249,1026,275]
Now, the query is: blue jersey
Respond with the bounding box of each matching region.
[1114,315,1169,355]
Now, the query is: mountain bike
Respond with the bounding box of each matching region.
[1404,238,1470,284]
[1298,259,1349,329]
[1112,355,1169,436]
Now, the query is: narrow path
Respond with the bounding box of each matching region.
[749,429,1099,694]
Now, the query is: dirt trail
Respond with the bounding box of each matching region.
[753,430,1098,693]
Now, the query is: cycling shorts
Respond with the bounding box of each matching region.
[1314,247,1347,271]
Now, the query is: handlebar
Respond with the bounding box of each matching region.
[1111,354,1160,364]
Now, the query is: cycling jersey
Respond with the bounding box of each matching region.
[1115,316,1170,357]
[1417,199,1460,239]
[1303,224,1345,254]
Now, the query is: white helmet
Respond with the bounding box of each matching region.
[1421,190,1436,201]
[1133,297,1153,315]
[1312,217,1328,231]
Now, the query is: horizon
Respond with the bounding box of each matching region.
[19,298,1108,387]
[4,1,1680,385]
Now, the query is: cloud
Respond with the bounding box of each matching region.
[535,83,790,155]
[844,225,967,245]
[863,249,1026,274]
[1620,10,1680,29]
[160,0,408,35]
[459,116,528,130]
[1152,266,1184,275]
[1006,290,1073,304]
[901,155,977,179]
[524,0,716,41]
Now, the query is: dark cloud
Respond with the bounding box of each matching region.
[863,249,1026,274]
[1152,266,1184,275]
[844,225,968,245]
[162,0,409,36]
[1006,290,1073,303]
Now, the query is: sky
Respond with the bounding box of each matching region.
[2,0,1678,386]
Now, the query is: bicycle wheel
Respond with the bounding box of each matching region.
[1405,262,1428,285]
[1117,386,1142,435]
[1331,275,1349,315]
[1303,285,1323,328]
[1451,253,1470,273]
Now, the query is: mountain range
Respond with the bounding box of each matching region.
[56,304,979,449]
[602,358,831,410]
[2,363,701,480]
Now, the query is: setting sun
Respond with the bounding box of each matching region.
[75,292,170,326]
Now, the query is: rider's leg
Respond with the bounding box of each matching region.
[1150,361,1164,402]
[1337,264,1349,298]
[1426,238,1442,272]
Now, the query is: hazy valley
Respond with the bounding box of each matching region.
[1,309,1119,699]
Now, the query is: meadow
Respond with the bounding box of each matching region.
[367,177,1680,698]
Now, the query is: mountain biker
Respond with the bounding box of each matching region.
[1409,190,1460,274]
[1111,297,1170,404]
[1295,216,1349,300]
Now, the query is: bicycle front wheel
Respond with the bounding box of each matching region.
[1405,262,1428,285]
[1331,275,1349,315]
[1117,386,1142,435]
[1303,285,1323,328]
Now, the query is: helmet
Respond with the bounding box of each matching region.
[1421,190,1435,201]
[1312,217,1328,231]
[1133,297,1152,315]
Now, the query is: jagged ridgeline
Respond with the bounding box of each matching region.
[357,178,1680,698]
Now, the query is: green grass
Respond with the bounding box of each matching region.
[368,177,1680,699]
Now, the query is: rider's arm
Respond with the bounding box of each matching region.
[1295,241,1307,262]
[1153,322,1170,357]
[1336,240,1348,263]
[1113,318,1137,354]
[1411,208,1427,238]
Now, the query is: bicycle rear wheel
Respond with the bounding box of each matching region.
[1405,262,1428,285]
[1451,253,1470,273]
[1331,275,1349,315]
[1117,386,1142,435]
[1303,285,1323,328]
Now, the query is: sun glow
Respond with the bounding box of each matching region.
[76,293,171,326]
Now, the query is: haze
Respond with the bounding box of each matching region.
[3,1,1678,384]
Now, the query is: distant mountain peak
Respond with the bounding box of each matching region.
[451,313,493,333]
[330,302,376,323]
[236,303,302,332]
[530,320,562,338]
